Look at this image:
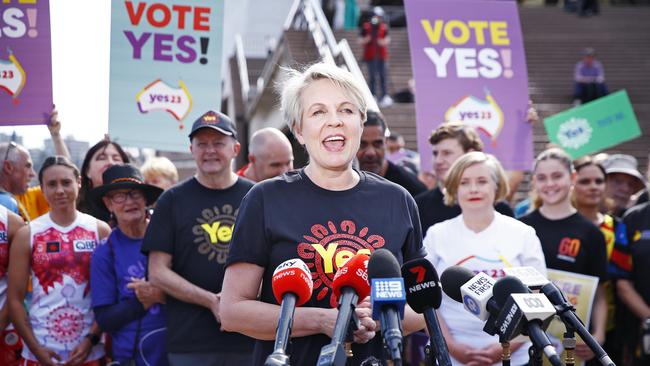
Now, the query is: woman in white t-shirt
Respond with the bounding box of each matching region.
[424,152,546,366]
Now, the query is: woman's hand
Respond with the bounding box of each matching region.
[353,298,377,344]
[32,345,61,366]
[65,337,92,365]
[127,278,166,310]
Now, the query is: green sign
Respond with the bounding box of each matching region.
[543,90,641,159]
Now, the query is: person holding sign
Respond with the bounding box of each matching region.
[424,151,546,365]
[520,148,608,361]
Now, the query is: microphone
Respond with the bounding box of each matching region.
[401,258,452,366]
[440,266,499,323]
[540,282,615,366]
[368,249,405,364]
[492,276,561,366]
[265,258,314,366]
[317,253,370,366]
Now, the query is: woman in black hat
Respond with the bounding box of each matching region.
[88,164,168,366]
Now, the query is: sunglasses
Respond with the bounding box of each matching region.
[4,141,16,162]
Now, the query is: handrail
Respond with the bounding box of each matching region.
[253,0,378,114]
[234,34,250,103]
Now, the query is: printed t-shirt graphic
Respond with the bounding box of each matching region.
[520,210,607,281]
[23,213,104,362]
[193,203,237,264]
[297,220,385,307]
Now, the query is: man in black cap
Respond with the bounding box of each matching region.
[142,110,255,365]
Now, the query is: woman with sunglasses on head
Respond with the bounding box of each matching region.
[89,164,167,366]
[520,148,608,362]
[77,139,130,223]
[7,156,110,366]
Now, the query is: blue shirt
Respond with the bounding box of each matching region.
[0,191,20,215]
[91,228,167,365]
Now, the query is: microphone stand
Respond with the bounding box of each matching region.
[563,327,576,366]
[264,293,297,366]
[500,338,511,366]
[528,345,543,366]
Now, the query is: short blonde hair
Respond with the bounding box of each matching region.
[278,62,368,134]
[141,156,179,183]
[443,152,509,206]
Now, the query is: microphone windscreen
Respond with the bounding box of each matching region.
[440,265,476,303]
[368,248,401,280]
[272,258,314,306]
[332,253,370,302]
[401,258,442,312]
[492,275,529,308]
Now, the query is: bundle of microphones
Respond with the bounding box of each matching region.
[264,250,616,366]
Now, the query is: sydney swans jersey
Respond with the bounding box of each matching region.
[0,206,9,308]
[24,212,104,361]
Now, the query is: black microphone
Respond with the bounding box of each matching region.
[541,282,615,366]
[368,249,406,364]
[401,258,452,366]
[493,277,562,366]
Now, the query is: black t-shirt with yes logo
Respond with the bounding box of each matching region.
[227,169,427,366]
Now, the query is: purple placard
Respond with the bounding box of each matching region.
[405,0,531,171]
[0,0,52,125]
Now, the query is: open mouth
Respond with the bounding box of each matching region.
[322,135,345,152]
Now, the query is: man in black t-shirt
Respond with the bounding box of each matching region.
[415,122,513,232]
[142,110,255,365]
[357,111,426,197]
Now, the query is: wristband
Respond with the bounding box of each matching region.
[85,332,101,346]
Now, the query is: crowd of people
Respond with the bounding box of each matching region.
[0,62,648,366]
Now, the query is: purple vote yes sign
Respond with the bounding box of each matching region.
[0,0,53,125]
[405,0,532,171]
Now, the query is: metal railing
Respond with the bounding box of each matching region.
[252,0,378,112]
[234,34,250,104]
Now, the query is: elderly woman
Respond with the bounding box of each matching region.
[8,156,110,366]
[89,164,167,366]
[424,152,547,365]
[220,62,426,365]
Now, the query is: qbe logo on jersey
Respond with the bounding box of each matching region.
[372,279,406,300]
[73,239,97,252]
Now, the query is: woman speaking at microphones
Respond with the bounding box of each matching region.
[220,62,427,365]
[424,152,547,365]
